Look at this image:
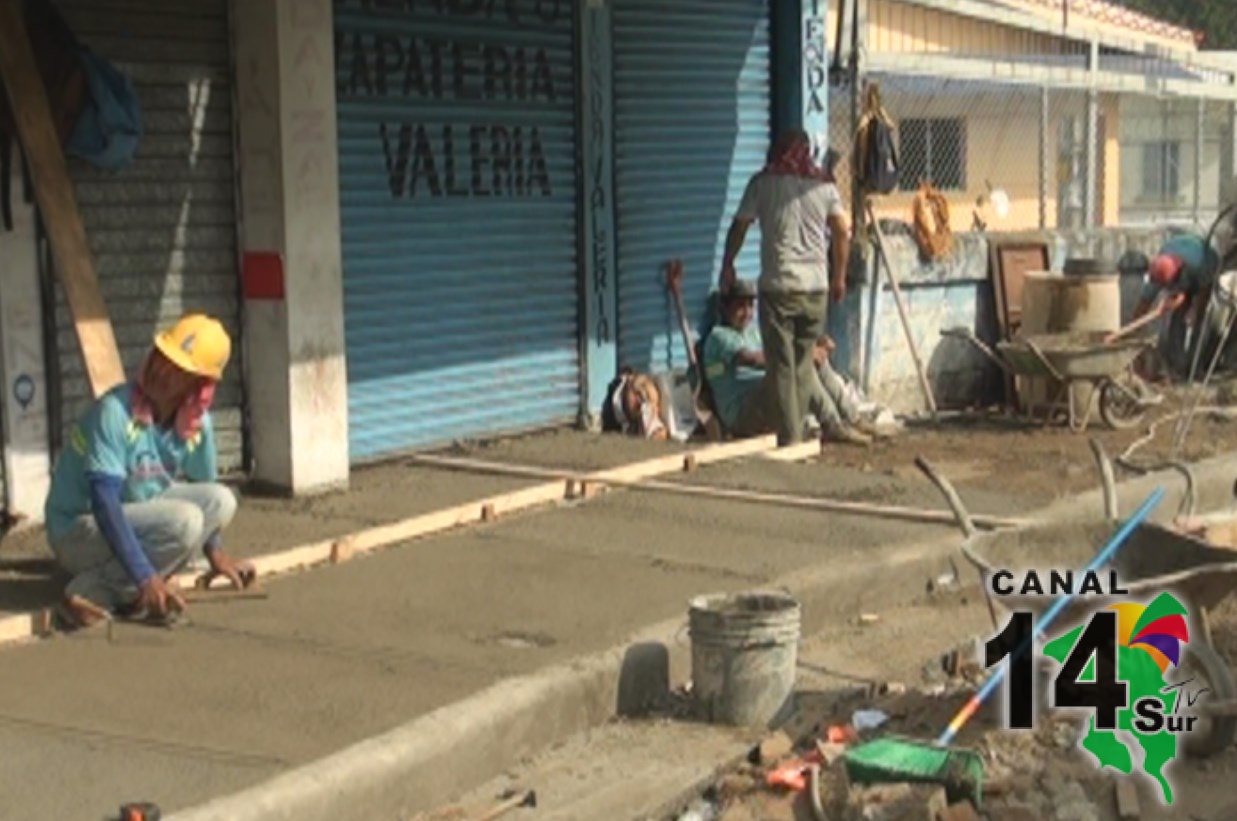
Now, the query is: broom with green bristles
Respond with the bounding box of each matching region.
[842,485,1167,806]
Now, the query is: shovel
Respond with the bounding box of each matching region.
[1103,309,1164,344]
[665,259,722,440]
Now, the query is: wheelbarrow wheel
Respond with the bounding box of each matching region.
[1182,642,1237,758]
[1098,378,1147,430]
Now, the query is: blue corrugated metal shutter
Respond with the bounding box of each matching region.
[614,0,770,373]
[334,1,581,460]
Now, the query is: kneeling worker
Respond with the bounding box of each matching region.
[45,314,251,627]
[703,280,876,445]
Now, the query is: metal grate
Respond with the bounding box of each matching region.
[49,0,245,472]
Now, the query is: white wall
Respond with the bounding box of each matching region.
[0,147,51,520]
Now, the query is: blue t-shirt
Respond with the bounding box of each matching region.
[1140,234,1220,303]
[703,323,765,430]
[44,383,217,540]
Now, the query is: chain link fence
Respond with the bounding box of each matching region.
[827,68,1235,236]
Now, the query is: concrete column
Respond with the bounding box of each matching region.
[1194,98,1206,224]
[232,0,349,493]
[1039,86,1049,229]
[577,0,617,427]
[1084,40,1099,230]
[1222,102,1237,195]
[0,147,51,520]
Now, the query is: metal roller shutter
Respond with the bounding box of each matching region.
[614,0,771,373]
[48,0,245,472]
[334,0,581,460]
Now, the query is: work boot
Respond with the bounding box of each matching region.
[850,417,893,440]
[822,423,872,447]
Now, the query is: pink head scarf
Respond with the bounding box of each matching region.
[764,130,834,182]
[129,351,217,441]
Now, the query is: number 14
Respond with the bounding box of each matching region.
[986,611,1128,730]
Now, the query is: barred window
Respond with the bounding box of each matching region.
[898,118,966,191]
[1141,141,1181,202]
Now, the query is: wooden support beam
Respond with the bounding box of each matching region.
[0,0,124,397]
[409,452,1031,531]
[0,436,793,651]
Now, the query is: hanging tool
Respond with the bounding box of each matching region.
[865,200,939,421]
[475,788,536,821]
[665,259,722,440]
[842,486,1165,806]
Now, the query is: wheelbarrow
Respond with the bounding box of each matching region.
[942,327,1161,432]
[915,448,1237,757]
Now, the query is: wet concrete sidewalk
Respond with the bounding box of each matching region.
[0,430,695,616]
[0,428,1042,819]
[0,424,1182,819]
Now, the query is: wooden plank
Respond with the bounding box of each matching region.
[0,0,125,397]
[761,442,823,462]
[0,437,798,651]
[0,612,39,645]
[410,452,1033,531]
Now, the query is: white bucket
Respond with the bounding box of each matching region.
[688,591,801,727]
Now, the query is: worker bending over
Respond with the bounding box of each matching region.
[1132,233,1219,376]
[703,280,879,445]
[45,314,251,627]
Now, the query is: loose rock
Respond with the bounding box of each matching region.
[750,730,795,765]
[1114,780,1140,820]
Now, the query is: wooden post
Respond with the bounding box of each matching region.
[0,0,124,397]
[865,201,938,420]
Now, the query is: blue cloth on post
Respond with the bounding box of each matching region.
[67,49,142,170]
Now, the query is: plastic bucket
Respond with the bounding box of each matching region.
[688,591,801,727]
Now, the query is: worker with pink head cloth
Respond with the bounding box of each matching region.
[44,314,252,628]
[1132,233,1220,376]
[719,128,852,446]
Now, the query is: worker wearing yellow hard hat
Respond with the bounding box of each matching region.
[45,313,252,629]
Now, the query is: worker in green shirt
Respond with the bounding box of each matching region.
[703,280,878,445]
[1132,234,1220,376]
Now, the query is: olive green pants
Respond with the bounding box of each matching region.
[756,290,829,445]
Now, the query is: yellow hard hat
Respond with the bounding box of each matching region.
[153,314,231,381]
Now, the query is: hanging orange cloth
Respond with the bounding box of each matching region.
[912,183,953,261]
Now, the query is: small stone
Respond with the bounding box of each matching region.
[715,772,759,802]
[1114,781,1140,820]
[937,800,980,821]
[1056,802,1099,821]
[1059,782,1088,805]
[851,783,934,821]
[925,788,949,818]
[750,730,795,765]
[986,802,1039,821]
[985,773,1035,798]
